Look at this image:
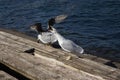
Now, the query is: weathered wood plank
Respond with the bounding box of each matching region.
[0,28,119,62]
[0,30,120,80]
[0,71,17,80]
[0,44,103,80]
[0,29,117,65]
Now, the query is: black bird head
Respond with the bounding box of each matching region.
[48,18,55,26]
[31,23,43,33]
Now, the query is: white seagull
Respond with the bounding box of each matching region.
[31,14,68,45]
[48,19,84,55]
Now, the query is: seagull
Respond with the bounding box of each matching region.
[48,18,84,56]
[31,23,57,44]
[31,14,68,45]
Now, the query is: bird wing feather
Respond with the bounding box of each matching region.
[40,32,57,43]
[61,39,84,54]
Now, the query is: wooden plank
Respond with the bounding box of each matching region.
[0,30,110,62]
[0,44,103,80]
[0,62,31,80]
[0,71,17,80]
[0,31,104,80]
[0,29,117,65]
[0,30,120,80]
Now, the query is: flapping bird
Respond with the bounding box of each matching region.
[31,14,68,45]
[48,16,84,56]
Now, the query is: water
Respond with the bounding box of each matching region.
[0,0,120,61]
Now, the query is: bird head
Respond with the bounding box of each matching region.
[30,23,43,33]
[48,18,55,26]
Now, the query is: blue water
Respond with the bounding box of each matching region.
[0,0,120,61]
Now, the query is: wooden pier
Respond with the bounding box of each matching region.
[0,28,120,80]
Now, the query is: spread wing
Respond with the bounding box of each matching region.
[55,14,68,23]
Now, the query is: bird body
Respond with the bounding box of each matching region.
[30,14,84,56]
[51,28,84,55]
[31,23,57,44]
[47,15,84,55]
[31,15,68,44]
[38,32,57,44]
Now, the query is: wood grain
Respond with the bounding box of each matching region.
[0,30,120,80]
